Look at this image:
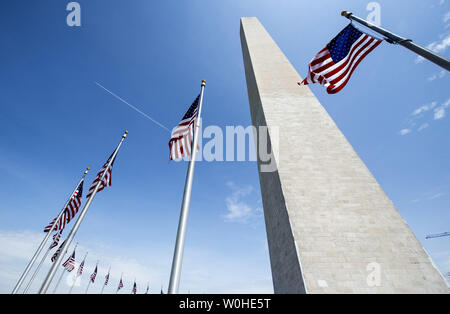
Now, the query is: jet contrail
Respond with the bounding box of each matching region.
[94,81,171,133]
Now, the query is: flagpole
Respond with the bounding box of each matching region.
[53,242,78,294]
[341,11,450,71]
[11,168,89,294]
[22,244,53,294]
[85,260,98,294]
[38,131,128,294]
[168,80,206,294]
[69,251,88,294]
[100,266,110,294]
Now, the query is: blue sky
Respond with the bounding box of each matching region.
[0,0,449,293]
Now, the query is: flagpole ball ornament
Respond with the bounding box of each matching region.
[202,80,206,86]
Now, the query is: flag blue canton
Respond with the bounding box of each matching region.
[327,24,363,63]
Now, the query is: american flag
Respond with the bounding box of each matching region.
[90,266,98,283]
[44,181,84,232]
[168,95,200,160]
[77,258,85,277]
[298,23,381,94]
[49,230,63,249]
[51,240,66,262]
[132,281,137,294]
[117,278,124,291]
[62,249,76,272]
[104,272,110,286]
[86,152,115,198]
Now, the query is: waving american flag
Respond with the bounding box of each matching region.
[168,95,200,160]
[86,152,115,198]
[51,240,66,262]
[90,265,98,283]
[299,23,381,94]
[132,281,137,294]
[49,230,63,250]
[44,180,84,232]
[117,278,124,292]
[62,249,76,272]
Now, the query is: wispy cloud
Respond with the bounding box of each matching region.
[399,128,411,136]
[433,98,450,120]
[398,98,450,135]
[222,182,262,224]
[427,70,446,81]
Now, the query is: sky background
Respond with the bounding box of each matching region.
[0,0,449,293]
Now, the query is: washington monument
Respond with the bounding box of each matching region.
[240,17,448,293]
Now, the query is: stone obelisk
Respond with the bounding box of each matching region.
[240,17,448,293]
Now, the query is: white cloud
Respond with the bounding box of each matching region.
[434,107,446,119]
[433,98,450,120]
[223,182,262,224]
[399,128,412,136]
[418,123,429,131]
[427,70,446,81]
[444,11,450,23]
[412,102,437,116]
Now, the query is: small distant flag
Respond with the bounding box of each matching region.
[132,281,137,294]
[117,278,124,292]
[298,23,381,94]
[104,271,110,286]
[145,283,149,294]
[44,181,84,232]
[51,240,66,262]
[86,152,116,198]
[77,258,85,277]
[62,249,76,272]
[49,230,63,249]
[168,95,200,160]
[90,266,98,283]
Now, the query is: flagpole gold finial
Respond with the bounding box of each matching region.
[341,11,351,17]
[201,80,206,86]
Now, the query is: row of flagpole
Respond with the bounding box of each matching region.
[20,237,153,294]
[12,80,207,294]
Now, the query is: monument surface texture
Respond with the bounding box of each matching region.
[240,17,448,294]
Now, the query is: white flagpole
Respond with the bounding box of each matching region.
[52,242,78,294]
[38,131,128,294]
[100,266,111,294]
[168,80,206,294]
[69,251,88,294]
[22,243,53,294]
[11,168,89,294]
[85,260,98,294]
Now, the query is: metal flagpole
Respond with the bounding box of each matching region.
[100,266,110,294]
[53,242,78,294]
[85,260,98,294]
[168,80,206,294]
[11,168,89,294]
[38,131,128,294]
[22,244,53,294]
[341,11,450,71]
[69,251,88,294]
